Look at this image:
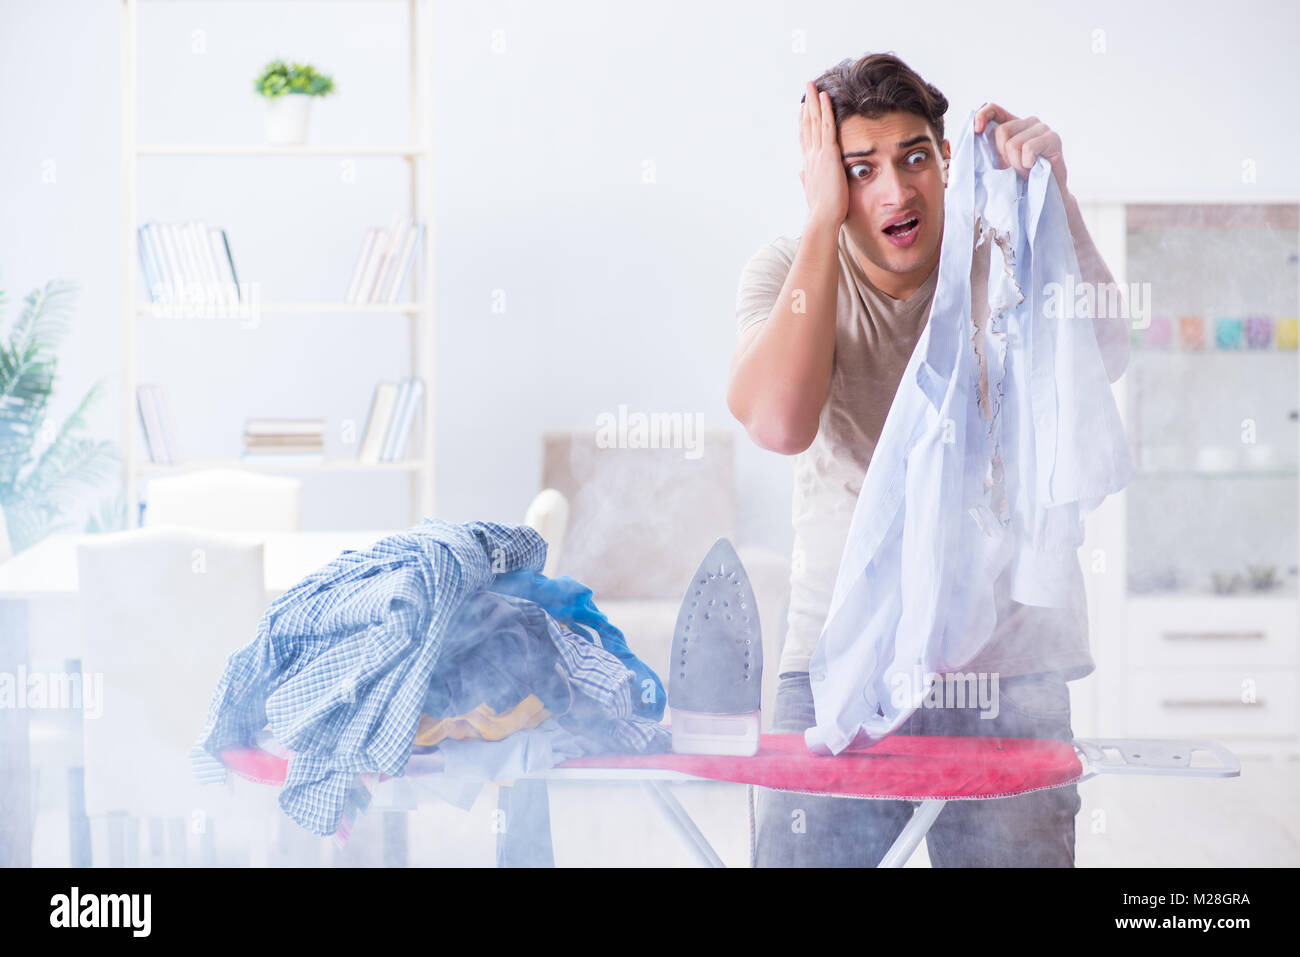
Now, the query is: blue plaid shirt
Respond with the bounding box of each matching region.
[191,519,666,836]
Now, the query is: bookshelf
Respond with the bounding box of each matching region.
[119,0,436,526]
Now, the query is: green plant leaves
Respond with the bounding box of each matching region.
[0,278,120,555]
[254,58,336,99]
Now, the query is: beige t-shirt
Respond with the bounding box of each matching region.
[734,224,1093,681]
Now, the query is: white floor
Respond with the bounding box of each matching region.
[1075,757,1300,867]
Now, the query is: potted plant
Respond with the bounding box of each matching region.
[254,59,336,146]
[0,276,121,559]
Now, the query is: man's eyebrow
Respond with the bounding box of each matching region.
[841,135,933,160]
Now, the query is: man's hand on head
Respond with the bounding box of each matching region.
[973,102,1069,199]
[798,80,850,231]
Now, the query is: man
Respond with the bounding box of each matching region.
[727,52,1129,867]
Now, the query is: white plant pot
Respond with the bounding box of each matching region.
[264,95,313,146]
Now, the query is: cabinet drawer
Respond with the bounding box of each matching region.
[1126,597,1298,667]
[1126,668,1298,738]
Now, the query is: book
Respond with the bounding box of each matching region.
[137,228,159,302]
[189,222,217,290]
[340,217,425,306]
[243,434,325,445]
[142,224,169,300]
[161,223,189,299]
[358,382,400,464]
[242,417,324,459]
[379,379,412,462]
[244,418,326,435]
[158,224,186,299]
[345,229,380,304]
[152,383,180,463]
[355,228,389,306]
[384,222,422,303]
[219,230,240,300]
[136,383,178,464]
[243,436,325,450]
[175,222,203,293]
[386,377,423,461]
[134,222,240,308]
[373,216,411,302]
[365,213,407,303]
[136,385,162,462]
[207,227,235,309]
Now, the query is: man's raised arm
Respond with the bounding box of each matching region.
[727,83,848,455]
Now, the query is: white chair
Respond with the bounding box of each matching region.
[524,488,570,576]
[143,468,303,532]
[76,526,275,866]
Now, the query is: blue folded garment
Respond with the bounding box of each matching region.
[487,569,667,721]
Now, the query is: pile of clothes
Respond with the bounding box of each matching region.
[191,519,669,838]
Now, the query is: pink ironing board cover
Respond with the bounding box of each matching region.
[559,733,1082,799]
[219,733,1083,801]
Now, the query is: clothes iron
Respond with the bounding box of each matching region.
[668,537,762,755]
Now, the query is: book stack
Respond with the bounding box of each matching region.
[358,378,425,463]
[136,384,182,464]
[345,214,426,304]
[137,221,240,304]
[242,419,326,464]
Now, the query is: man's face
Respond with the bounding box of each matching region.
[837,110,950,298]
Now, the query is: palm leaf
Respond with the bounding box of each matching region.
[0,346,54,488]
[5,436,117,553]
[8,280,77,355]
[12,416,119,509]
[0,281,70,488]
[0,277,120,555]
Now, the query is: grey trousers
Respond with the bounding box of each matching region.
[755,671,1081,867]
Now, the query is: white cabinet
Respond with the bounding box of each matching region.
[1078,200,1300,756]
[1124,597,1297,669]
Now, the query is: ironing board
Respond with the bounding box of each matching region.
[219,733,1239,867]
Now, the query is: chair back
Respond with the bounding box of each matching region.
[523,488,570,577]
[77,526,266,818]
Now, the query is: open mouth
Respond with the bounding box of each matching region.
[882,217,919,238]
[881,214,921,247]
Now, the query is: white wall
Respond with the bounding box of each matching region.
[2,0,1298,551]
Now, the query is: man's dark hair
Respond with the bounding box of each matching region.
[808,52,949,147]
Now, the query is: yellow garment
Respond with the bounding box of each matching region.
[413,694,551,748]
